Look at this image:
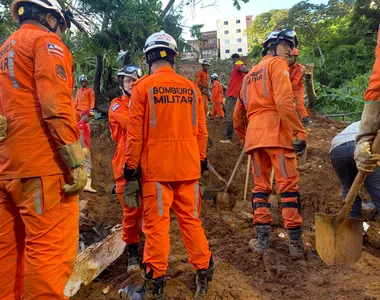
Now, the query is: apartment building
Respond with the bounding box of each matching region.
[216,15,253,59]
[198,30,218,60]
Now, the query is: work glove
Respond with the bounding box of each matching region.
[302,117,310,127]
[354,141,380,172]
[123,181,141,208]
[123,165,142,181]
[58,140,87,195]
[64,164,88,196]
[0,114,7,142]
[201,158,209,174]
[82,147,89,157]
[293,139,306,155]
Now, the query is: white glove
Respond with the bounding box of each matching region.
[0,114,7,142]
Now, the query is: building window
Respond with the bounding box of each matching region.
[238,48,243,53]
[237,38,242,43]
[224,21,228,25]
[236,20,241,24]
[236,29,241,33]
[225,49,230,54]
[210,39,215,45]
[225,39,230,44]
[224,30,229,34]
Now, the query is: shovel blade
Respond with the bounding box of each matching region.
[315,213,363,265]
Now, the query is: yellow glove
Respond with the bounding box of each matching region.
[354,141,380,172]
[0,114,7,142]
[82,147,89,157]
[63,163,88,196]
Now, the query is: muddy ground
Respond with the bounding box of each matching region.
[73,113,380,300]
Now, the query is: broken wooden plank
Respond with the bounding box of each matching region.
[64,224,125,297]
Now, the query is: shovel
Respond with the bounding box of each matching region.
[216,149,245,210]
[315,133,380,265]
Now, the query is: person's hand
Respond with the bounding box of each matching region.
[0,114,7,142]
[201,158,209,174]
[293,139,306,155]
[354,141,380,172]
[63,164,88,195]
[123,165,142,181]
[123,181,141,208]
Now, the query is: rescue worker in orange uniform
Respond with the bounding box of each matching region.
[210,73,225,118]
[119,31,213,300]
[235,29,307,257]
[355,25,380,174]
[74,74,95,122]
[0,1,87,299]
[220,53,249,143]
[194,59,211,116]
[108,64,144,273]
[288,48,310,127]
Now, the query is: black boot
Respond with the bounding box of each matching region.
[119,270,165,300]
[288,227,305,258]
[248,224,270,254]
[194,256,215,300]
[127,244,140,273]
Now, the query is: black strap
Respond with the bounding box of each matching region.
[252,202,271,210]
[252,192,269,200]
[280,192,299,198]
[281,202,300,209]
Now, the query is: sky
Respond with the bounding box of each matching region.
[161,0,329,40]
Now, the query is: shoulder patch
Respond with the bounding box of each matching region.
[47,43,64,58]
[55,64,67,82]
[111,102,121,111]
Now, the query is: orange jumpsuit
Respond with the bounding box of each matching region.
[211,79,225,118]
[74,86,95,122]
[108,95,143,245]
[194,69,210,116]
[233,94,247,143]
[289,62,308,119]
[238,55,307,229]
[365,26,380,102]
[0,24,79,299]
[126,66,211,278]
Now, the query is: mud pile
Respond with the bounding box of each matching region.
[73,114,380,300]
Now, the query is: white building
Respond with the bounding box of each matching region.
[216,15,253,60]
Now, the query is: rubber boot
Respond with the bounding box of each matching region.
[248,224,270,255]
[84,178,97,193]
[127,243,140,273]
[288,227,305,258]
[118,270,165,300]
[194,256,215,300]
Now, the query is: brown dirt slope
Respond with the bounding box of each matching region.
[73,114,380,300]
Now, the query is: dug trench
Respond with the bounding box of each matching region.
[73,113,380,300]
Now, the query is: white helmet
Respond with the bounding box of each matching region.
[143,30,178,55]
[211,73,218,80]
[202,59,211,66]
[117,65,143,81]
[11,0,72,32]
[79,74,87,82]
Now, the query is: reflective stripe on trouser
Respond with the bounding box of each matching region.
[85,150,92,177]
[294,93,308,119]
[211,103,224,118]
[201,93,208,116]
[250,148,303,228]
[0,174,79,300]
[116,178,143,245]
[141,180,211,278]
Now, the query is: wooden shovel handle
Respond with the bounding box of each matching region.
[243,155,252,202]
[336,131,380,224]
[223,149,245,193]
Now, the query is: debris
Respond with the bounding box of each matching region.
[102,286,111,294]
[363,222,369,232]
[278,232,285,238]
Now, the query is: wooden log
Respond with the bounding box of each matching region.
[304,64,317,110]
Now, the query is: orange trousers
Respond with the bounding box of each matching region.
[141,180,211,278]
[250,147,303,229]
[75,110,82,123]
[116,178,143,245]
[294,92,308,119]
[211,103,224,118]
[0,174,79,300]
[201,93,209,116]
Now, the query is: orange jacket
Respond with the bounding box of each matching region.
[0,24,78,179]
[233,91,247,144]
[109,95,130,180]
[240,55,306,152]
[75,86,95,111]
[365,27,380,102]
[194,69,210,94]
[289,62,304,95]
[211,80,223,103]
[126,66,208,182]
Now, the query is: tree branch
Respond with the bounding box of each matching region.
[160,0,175,20]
